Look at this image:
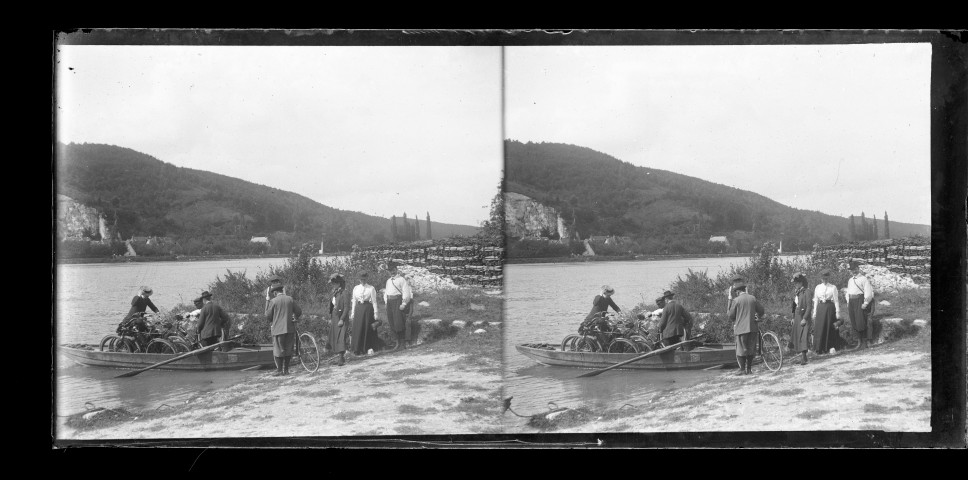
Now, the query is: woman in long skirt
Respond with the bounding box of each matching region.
[328,274,350,365]
[350,272,380,356]
[790,273,813,364]
[811,269,842,355]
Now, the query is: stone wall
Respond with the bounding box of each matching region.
[352,238,504,287]
[812,237,930,285]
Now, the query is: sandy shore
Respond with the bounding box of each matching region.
[61,339,503,439]
[504,332,932,433]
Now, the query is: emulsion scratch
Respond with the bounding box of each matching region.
[833,159,842,186]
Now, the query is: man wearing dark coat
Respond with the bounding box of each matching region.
[196,290,231,350]
[658,290,693,349]
[728,284,765,375]
[266,284,302,376]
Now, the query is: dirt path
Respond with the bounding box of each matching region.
[62,346,503,439]
[505,335,932,433]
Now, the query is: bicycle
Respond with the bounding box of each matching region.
[561,313,646,353]
[99,313,179,354]
[755,317,783,372]
[292,326,321,373]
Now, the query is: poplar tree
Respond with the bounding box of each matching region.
[426,212,432,240]
[416,217,421,240]
[402,213,410,241]
[849,215,856,241]
[884,211,890,239]
[873,214,878,240]
[390,216,398,242]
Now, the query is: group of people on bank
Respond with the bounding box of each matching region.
[579,260,876,375]
[119,262,415,377]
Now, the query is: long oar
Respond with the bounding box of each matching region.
[115,335,243,378]
[576,334,705,378]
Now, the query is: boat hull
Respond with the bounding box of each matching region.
[59,344,276,371]
[516,343,738,370]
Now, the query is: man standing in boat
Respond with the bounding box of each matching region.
[196,290,232,351]
[266,283,302,376]
[727,283,765,375]
[657,290,694,349]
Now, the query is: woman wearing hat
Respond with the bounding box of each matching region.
[349,272,380,356]
[581,285,621,331]
[124,286,160,325]
[811,269,842,354]
[790,273,812,364]
[328,273,350,366]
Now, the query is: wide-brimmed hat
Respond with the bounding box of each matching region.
[200,290,212,299]
[329,273,344,283]
[654,296,666,305]
[140,286,153,295]
[791,272,806,282]
[733,283,747,292]
[193,296,203,305]
[269,284,284,293]
[268,274,281,283]
[848,260,861,270]
[601,285,615,294]
[730,276,744,283]
[662,290,675,299]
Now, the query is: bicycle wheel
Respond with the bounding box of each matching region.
[574,336,600,352]
[607,338,640,354]
[560,334,581,351]
[630,335,652,353]
[760,331,783,372]
[297,333,320,373]
[113,337,137,353]
[99,335,119,352]
[146,338,178,354]
[168,336,191,353]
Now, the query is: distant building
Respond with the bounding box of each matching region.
[709,236,730,246]
[250,236,271,247]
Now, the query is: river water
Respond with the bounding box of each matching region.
[53,256,343,432]
[501,257,751,420]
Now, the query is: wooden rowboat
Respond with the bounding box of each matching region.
[59,344,276,371]
[516,342,738,370]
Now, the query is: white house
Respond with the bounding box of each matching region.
[250,236,271,247]
[709,236,730,246]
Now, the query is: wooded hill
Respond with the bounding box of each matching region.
[55,142,479,253]
[505,140,929,254]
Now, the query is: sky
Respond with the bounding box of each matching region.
[55,45,503,227]
[506,44,932,226]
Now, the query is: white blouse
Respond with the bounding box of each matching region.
[350,284,379,319]
[812,282,841,318]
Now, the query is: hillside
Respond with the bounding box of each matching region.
[55,143,478,253]
[505,140,929,254]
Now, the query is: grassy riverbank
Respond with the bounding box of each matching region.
[60,324,504,439]
[56,253,351,265]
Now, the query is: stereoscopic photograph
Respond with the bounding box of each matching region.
[52,30,963,449]
[54,41,505,439]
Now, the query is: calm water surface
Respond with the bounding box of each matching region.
[502,257,750,419]
[54,256,342,430]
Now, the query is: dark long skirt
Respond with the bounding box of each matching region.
[847,295,872,340]
[350,302,376,355]
[813,301,841,353]
[273,332,295,357]
[735,332,757,357]
[329,316,348,353]
[792,311,812,353]
[386,295,407,333]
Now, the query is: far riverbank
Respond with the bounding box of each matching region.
[506,252,809,265]
[56,253,351,265]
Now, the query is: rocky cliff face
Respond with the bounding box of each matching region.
[56,194,115,241]
[504,192,572,240]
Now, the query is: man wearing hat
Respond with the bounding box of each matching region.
[658,290,694,349]
[384,262,413,350]
[266,284,302,376]
[727,283,765,375]
[265,274,284,310]
[197,290,232,351]
[844,261,874,349]
[726,276,745,312]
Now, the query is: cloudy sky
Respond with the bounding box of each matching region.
[506,44,932,225]
[56,45,503,226]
